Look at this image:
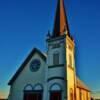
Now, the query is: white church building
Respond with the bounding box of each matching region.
[8,0,91,100]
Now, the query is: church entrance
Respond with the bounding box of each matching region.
[24,91,42,100]
[24,84,43,100]
[50,91,61,100]
[50,84,62,100]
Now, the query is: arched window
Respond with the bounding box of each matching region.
[33,84,43,100]
[24,84,33,100]
[53,51,59,65]
[50,83,62,100]
[70,88,73,100]
[69,54,72,67]
[50,83,61,91]
[34,84,43,91]
[24,84,33,91]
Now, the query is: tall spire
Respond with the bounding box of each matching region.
[52,0,70,37]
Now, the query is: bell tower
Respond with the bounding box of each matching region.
[46,0,76,100]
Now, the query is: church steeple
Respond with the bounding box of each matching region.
[52,0,70,37]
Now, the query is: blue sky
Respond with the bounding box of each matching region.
[0,0,100,98]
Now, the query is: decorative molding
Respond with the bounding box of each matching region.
[46,35,66,42]
[77,86,90,92]
[48,64,64,68]
[47,76,65,82]
[52,43,61,49]
[24,90,43,93]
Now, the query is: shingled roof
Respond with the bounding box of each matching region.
[76,77,90,91]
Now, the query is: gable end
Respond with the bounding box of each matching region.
[8,48,46,85]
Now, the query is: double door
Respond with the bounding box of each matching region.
[24,91,42,100]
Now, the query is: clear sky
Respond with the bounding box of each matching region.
[0,0,100,98]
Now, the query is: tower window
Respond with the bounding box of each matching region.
[53,51,59,65]
[69,54,72,67]
[70,88,73,100]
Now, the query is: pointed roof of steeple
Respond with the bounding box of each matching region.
[52,0,70,37]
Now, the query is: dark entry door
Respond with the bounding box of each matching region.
[24,91,42,100]
[50,91,61,100]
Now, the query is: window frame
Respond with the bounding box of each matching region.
[53,51,59,65]
[69,54,72,67]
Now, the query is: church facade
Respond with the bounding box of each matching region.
[8,0,91,100]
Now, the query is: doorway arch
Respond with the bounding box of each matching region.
[50,83,62,100]
[24,84,43,100]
